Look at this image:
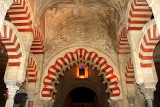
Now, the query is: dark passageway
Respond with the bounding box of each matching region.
[64,87,100,107]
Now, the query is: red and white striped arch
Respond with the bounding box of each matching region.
[128,0,152,31]
[139,21,160,69]
[41,48,121,100]
[0,21,24,67]
[7,0,33,32]
[27,55,38,82]
[118,27,131,54]
[125,57,134,84]
[30,28,44,54]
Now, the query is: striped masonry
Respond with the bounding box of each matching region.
[139,24,160,68]
[7,0,33,32]
[118,27,131,54]
[0,24,22,67]
[27,56,38,82]
[125,57,134,84]
[42,48,120,98]
[30,29,44,54]
[128,0,152,30]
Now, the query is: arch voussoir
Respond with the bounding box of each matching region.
[41,48,121,101]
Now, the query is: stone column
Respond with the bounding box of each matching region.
[5,81,20,107]
[143,88,155,107]
[28,94,35,107]
[139,84,156,107]
[127,97,135,107]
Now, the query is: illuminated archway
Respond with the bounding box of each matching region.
[41,47,122,102]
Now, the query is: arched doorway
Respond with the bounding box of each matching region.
[64,87,100,107]
[41,47,121,107]
[52,65,109,107]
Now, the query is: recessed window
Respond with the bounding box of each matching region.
[76,63,88,78]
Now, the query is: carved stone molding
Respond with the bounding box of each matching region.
[139,83,156,100]
[5,81,20,96]
[44,1,119,52]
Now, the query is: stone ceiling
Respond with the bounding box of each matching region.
[36,0,126,54]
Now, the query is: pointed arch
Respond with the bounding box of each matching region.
[41,47,121,100]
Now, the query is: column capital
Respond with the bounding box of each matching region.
[5,80,20,107]
[5,80,21,90]
[127,96,135,105]
[108,99,118,107]
[43,98,55,107]
[28,94,36,101]
[5,80,20,97]
[139,83,156,99]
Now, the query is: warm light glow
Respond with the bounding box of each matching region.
[76,63,88,78]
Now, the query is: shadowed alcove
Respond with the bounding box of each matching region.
[53,66,109,107]
[64,87,100,107]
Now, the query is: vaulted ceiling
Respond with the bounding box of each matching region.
[35,0,127,52]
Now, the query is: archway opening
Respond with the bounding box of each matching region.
[64,87,100,107]
[0,41,8,107]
